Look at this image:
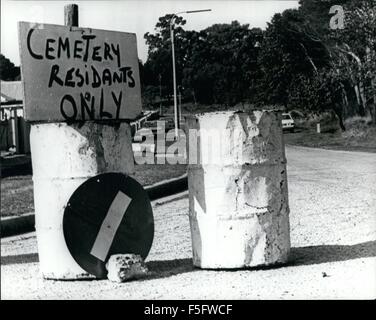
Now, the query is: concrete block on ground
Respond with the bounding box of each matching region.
[106,254,149,282]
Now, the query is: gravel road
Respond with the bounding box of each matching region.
[1,145,375,299]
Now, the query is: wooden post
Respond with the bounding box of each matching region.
[10,108,19,153]
[20,117,31,154]
[317,123,321,134]
[64,4,79,27]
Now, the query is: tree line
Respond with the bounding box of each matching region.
[141,0,376,129]
[1,0,374,129]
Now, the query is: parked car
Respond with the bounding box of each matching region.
[282,112,295,132]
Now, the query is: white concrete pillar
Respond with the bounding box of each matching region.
[30,122,134,279]
[185,111,290,269]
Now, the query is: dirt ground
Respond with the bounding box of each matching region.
[1,145,376,299]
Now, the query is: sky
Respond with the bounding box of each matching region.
[1,0,299,66]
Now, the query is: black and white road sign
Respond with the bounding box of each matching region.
[63,172,154,278]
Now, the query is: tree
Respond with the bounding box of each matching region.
[298,0,352,37]
[297,0,376,125]
[255,1,375,129]
[329,0,376,124]
[288,70,347,130]
[257,9,330,107]
[0,54,20,81]
[141,1,375,125]
[143,17,262,106]
[182,22,262,105]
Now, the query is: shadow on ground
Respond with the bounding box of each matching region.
[0,162,32,178]
[1,252,39,265]
[1,241,375,279]
[143,258,196,280]
[144,240,376,279]
[289,240,376,267]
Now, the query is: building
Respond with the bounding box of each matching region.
[1,81,29,153]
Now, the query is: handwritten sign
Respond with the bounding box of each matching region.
[18,22,142,122]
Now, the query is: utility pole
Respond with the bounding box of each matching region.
[159,74,163,116]
[170,9,211,139]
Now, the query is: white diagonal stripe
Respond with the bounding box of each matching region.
[90,191,132,262]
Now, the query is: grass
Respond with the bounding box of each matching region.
[283,117,376,153]
[133,163,187,186]
[0,163,187,218]
[1,175,34,218]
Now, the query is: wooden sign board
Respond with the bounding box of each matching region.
[18,22,142,122]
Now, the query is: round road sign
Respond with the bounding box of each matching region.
[63,172,154,278]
